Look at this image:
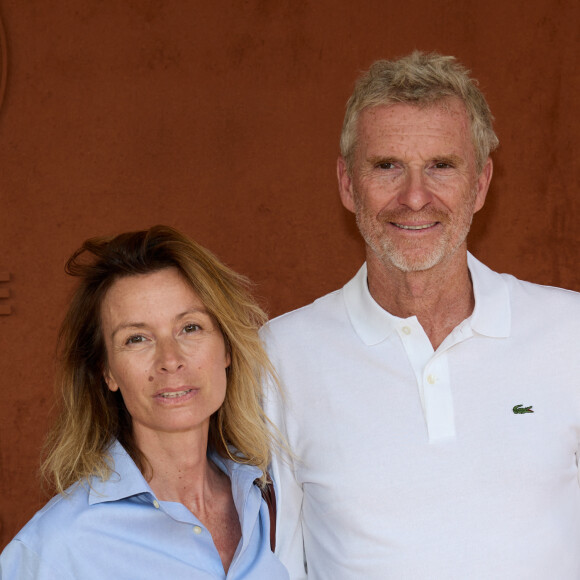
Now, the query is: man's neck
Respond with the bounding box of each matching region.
[367,248,475,350]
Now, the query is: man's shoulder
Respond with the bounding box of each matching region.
[502,272,580,310]
[264,286,349,342]
[265,265,366,337]
[471,254,580,313]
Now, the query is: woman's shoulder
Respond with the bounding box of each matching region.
[0,484,90,579]
[10,483,90,547]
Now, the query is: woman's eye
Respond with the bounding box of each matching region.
[184,323,201,333]
[125,335,145,345]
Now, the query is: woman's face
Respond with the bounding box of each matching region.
[101,267,230,442]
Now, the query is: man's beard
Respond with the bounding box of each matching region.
[353,194,477,273]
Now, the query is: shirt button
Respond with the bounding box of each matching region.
[402,326,411,335]
[152,500,160,509]
[427,374,436,384]
[193,525,203,535]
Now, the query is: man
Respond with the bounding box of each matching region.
[263,52,580,579]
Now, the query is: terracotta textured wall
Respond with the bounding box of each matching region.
[0,0,578,549]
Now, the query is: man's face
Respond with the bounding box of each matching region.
[338,98,492,273]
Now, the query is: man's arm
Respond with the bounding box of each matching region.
[262,324,308,579]
[269,442,307,579]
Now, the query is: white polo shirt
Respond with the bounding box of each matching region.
[263,254,580,580]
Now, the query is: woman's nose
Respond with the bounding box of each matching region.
[156,338,184,373]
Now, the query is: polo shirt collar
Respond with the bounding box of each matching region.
[343,262,402,346]
[343,253,511,346]
[467,253,511,338]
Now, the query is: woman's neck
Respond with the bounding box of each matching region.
[134,425,218,509]
[133,426,242,574]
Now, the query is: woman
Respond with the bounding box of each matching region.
[0,225,289,579]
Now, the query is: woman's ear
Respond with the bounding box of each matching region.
[221,332,232,369]
[103,369,119,392]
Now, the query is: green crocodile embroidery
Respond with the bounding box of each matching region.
[513,404,534,414]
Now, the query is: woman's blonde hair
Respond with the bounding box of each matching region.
[43,225,278,492]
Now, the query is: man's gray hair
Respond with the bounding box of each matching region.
[340,51,499,173]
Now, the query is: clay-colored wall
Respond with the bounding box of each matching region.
[0,0,578,549]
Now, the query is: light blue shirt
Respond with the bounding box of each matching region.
[0,441,289,579]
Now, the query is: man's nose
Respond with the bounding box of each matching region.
[397,168,433,211]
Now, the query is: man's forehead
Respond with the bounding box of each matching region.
[352,98,478,168]
[356,99,472,151]
[359,97,469,130]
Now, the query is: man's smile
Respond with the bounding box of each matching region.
[391,222,438,230]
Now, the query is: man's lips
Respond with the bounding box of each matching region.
[391,222,438,230]
[380,210,448,230]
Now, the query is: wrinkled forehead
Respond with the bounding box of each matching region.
[358,96,470,131]
[355,98,476,160]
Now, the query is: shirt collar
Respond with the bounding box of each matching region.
[211,453,263,515]
[88,440,264,507]
[211,452,262,483]
[88,440,155,505]
[343,253,511,346]
[467,253,511,338]
[343,262,402,345]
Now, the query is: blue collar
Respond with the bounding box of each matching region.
[88,440,263,509]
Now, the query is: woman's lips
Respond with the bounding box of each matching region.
[154,388,199,402]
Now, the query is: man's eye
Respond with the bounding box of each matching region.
[184,324,201,333]
[377,162,396,170]
[434,162,452,169]
[125,335,145,345]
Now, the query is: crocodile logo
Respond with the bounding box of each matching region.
[513,404,534,414]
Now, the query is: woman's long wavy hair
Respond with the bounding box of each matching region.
[43,225,278,492]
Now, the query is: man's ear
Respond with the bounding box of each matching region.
[474,157,493,214]
[337,156,357,214]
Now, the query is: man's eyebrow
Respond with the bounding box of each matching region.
[366,154,466,166]
[433,154,464,165]
[367,155,399,165]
